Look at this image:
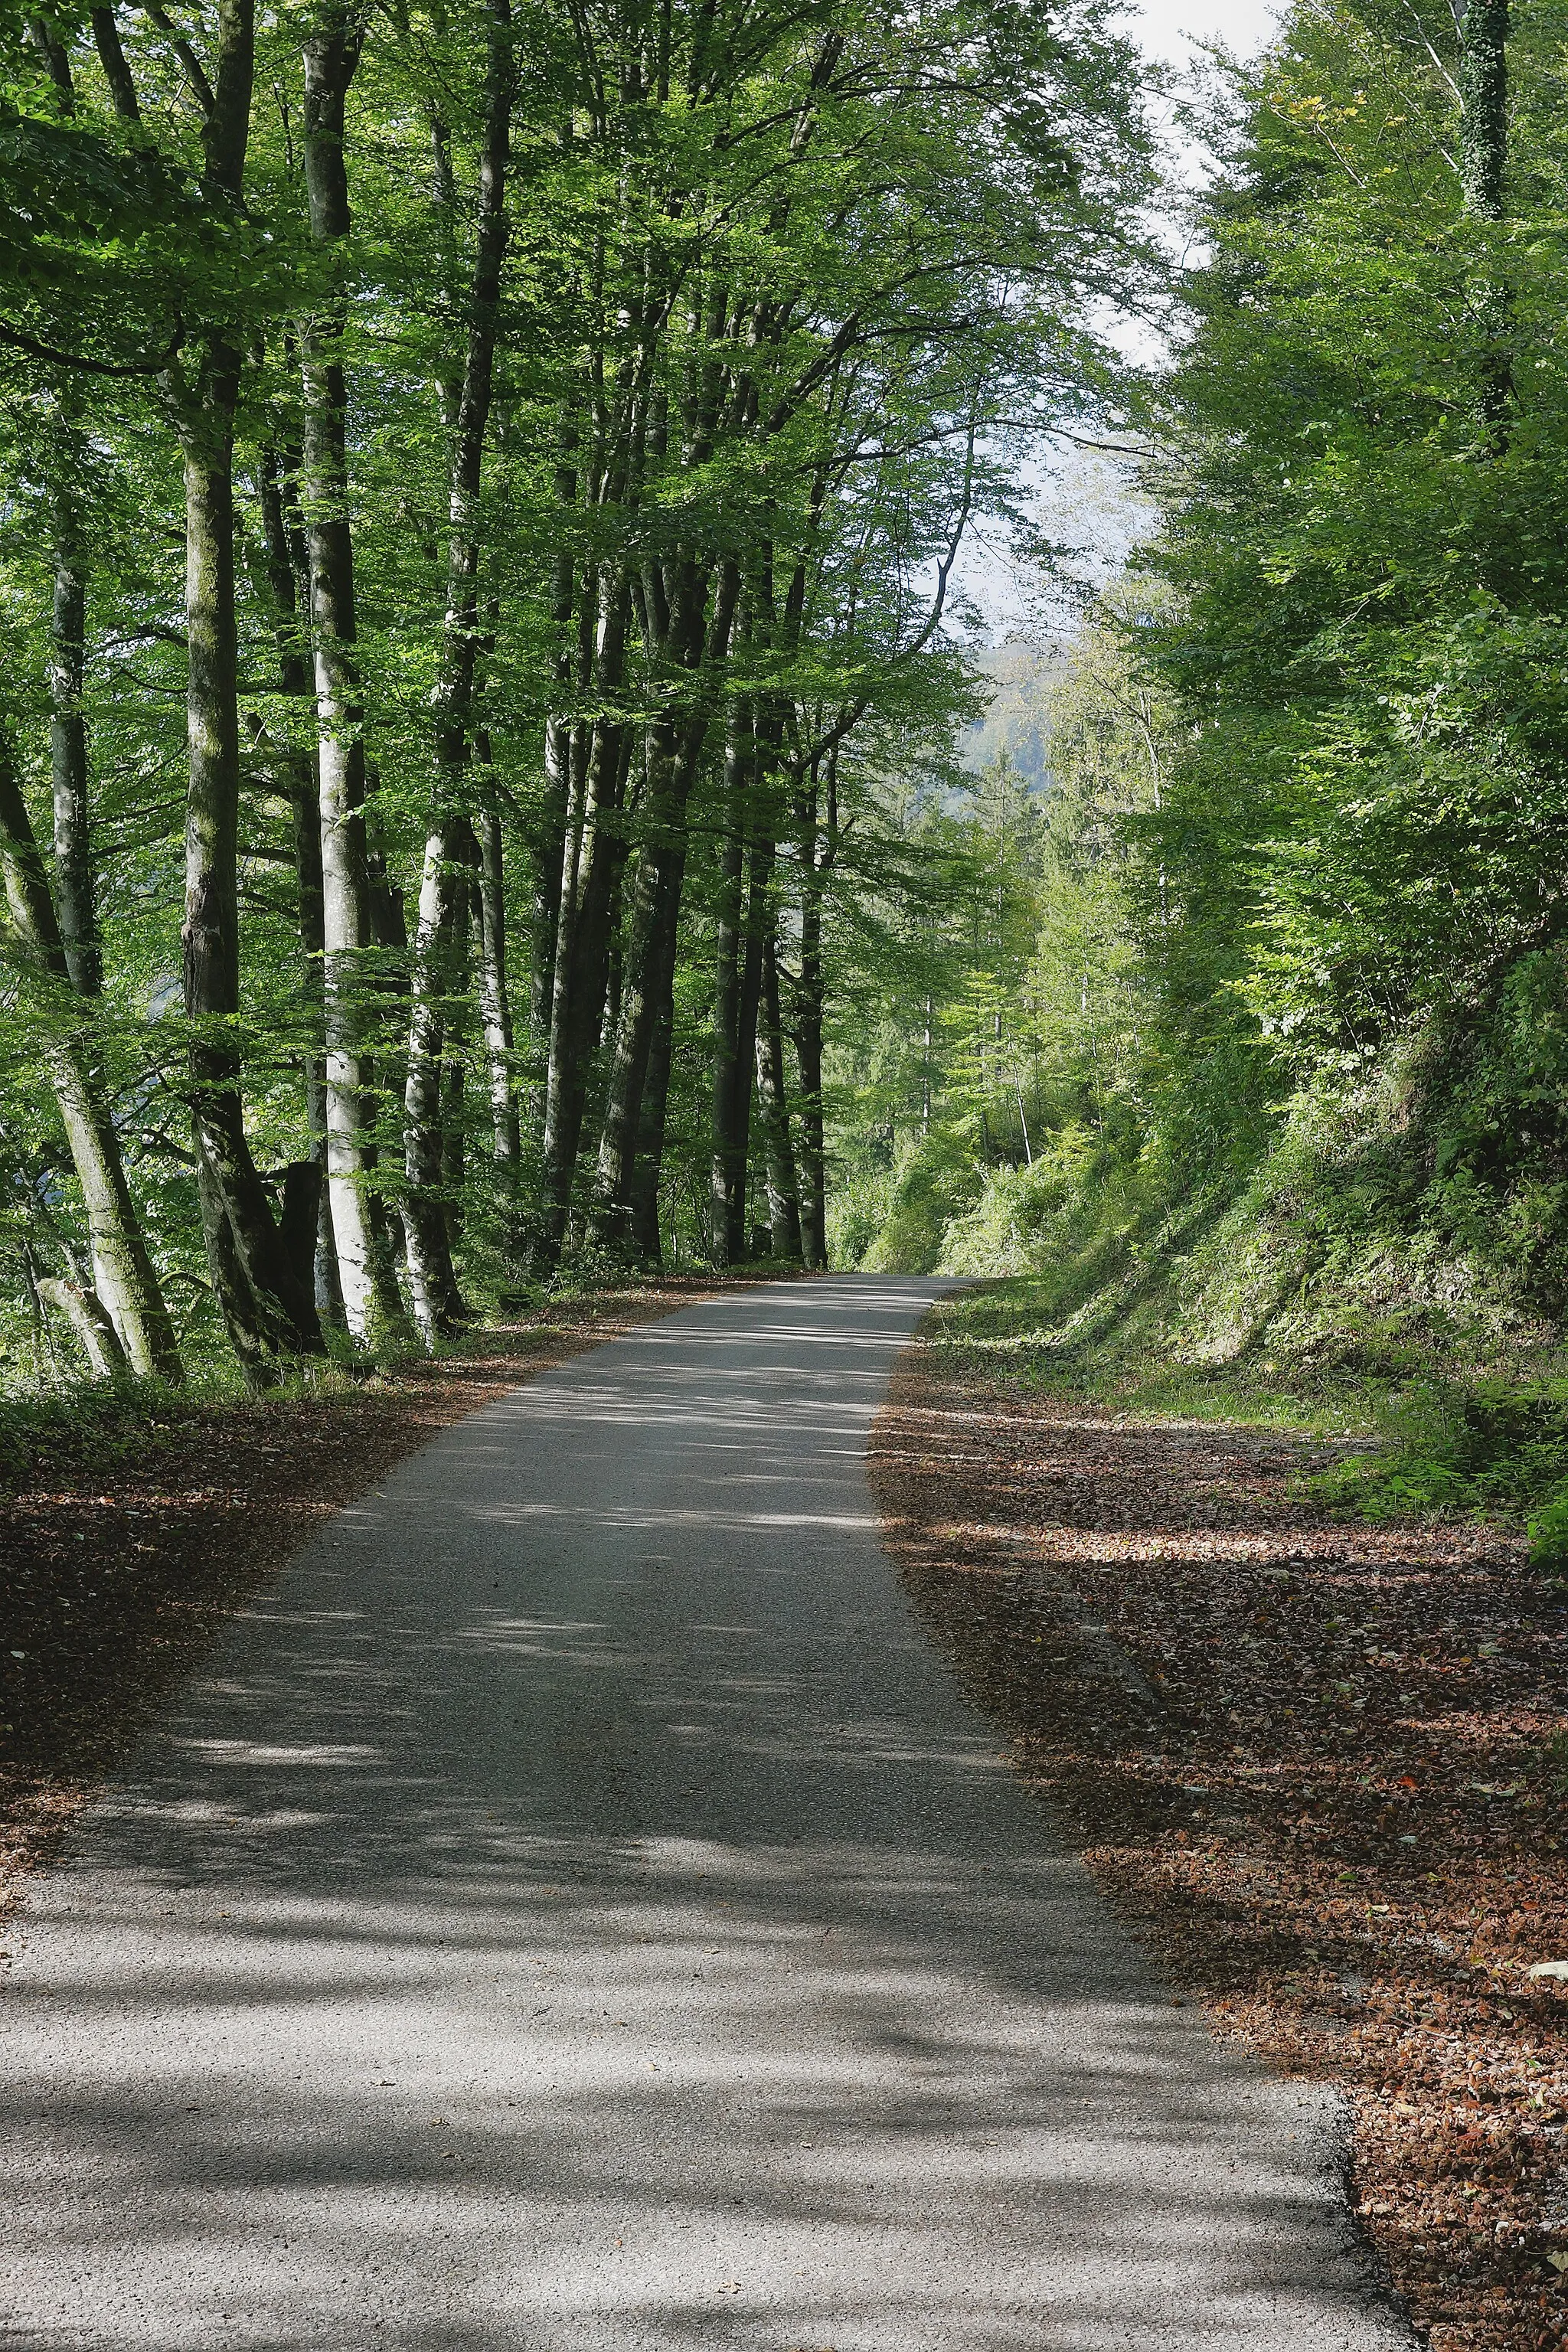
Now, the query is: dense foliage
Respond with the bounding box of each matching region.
[1135,0,1568,1325]
[0,0,1152,1385]
[17,0,1568,1439]
[842,0,1568,1413]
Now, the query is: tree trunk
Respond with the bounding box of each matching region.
[278,1158,324,1300]
[531,228,666,1266]
[37,1277,128,1379]
[183,390,324,1371]
[1460,0,1512,438]
[48,482,99,998]
[537,575,634,1263]
[161,0,323,1373]
[531,438,579,1067]
[1461,0,1508,217]
[589,774,679,1254]
[90,4,141,118]
[726,826,772,1260]
[627,915,678,1263]
[710,697,751,1262]
[590,557,737,1250]
[301,6,406,1342]
[475,787,521,1179]
[401,820,468,1339]
[0,725,182,1381]
[400,0,512,1339]
[255,434,344,1325]
[713,745,777,1264]
[442,1057,466,1250]
[755,925,802,1261]
[793,756,832,1271]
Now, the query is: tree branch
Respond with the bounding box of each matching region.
[140,0,214,114]
[0,316,184,377]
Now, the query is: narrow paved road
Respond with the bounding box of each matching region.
[1,1278,1411,2351]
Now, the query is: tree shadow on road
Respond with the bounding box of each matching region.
[0,1284,1410,2350]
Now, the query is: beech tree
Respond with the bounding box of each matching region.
[0,0,1151,1382]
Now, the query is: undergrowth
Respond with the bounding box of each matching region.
[0,1358,368,1497]
[926,1269,1568,1572]
[1304,1381,1568,1572]
[0,1270,681,1497]
[866,1063,1568,1566]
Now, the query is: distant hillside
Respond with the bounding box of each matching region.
[960,640,1067,789]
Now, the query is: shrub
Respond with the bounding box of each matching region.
[858,1132,988,1274]
[1528,1485,1568,1578]
[1309,1379,1568,1524]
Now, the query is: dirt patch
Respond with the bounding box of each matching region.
[871,1345,1568,2352]
[0,1279,724,1926]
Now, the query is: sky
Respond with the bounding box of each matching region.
[954,0,1281,640]
[1136,0,1278,70]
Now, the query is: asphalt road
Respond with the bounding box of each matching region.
[0,1276,1414,2350]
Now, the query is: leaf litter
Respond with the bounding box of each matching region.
[0,1279,723,1930]
[870,1343,1568,2352]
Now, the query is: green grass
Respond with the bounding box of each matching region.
[923,1272,1568,1566]
[925,1273,1387,1436]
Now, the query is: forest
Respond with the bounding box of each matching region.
[838,0,1568,1515]
[11,0,1568,2342]
[8,0,1565,1447]
[0,0,1155,1383]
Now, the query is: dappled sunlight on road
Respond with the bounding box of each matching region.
[5,1835,1381,2351]
[0,1280,1409,2350]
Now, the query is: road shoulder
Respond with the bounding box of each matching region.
[870,1333,1568,2352]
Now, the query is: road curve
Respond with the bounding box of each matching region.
[0,1276,1412,2350]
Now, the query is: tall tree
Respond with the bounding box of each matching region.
[173,0,323,1370]
[47,446,99,1000]
[0,725,182,1380]
[401,0,514,1341]
[299,2,406,1341]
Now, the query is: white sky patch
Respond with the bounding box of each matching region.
[1138,0,1279,69]
[953,0,1282,644]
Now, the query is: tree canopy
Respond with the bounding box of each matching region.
[0,0,1152,1382]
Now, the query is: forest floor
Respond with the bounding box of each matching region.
[870,1330,1568,2352]
[0,1276,728,1929]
